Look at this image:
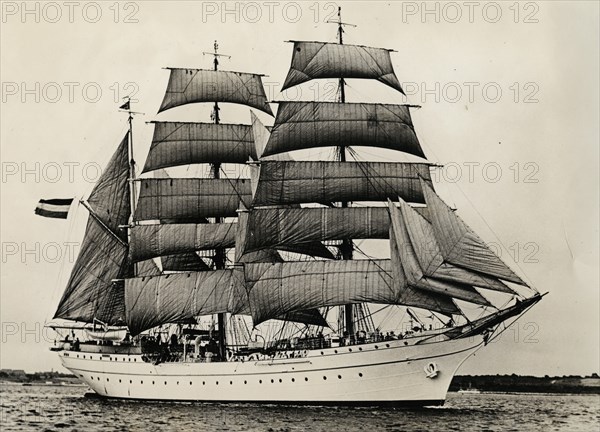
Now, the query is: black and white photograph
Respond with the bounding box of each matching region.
[1,1,598,430]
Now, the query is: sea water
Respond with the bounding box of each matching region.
[1,383,598,431]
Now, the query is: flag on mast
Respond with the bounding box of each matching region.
[34,198,74,219]
[119,100,130,111]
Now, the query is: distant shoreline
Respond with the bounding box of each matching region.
[450,374,600,395]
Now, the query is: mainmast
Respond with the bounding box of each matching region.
[205,40,229,360]
[331,7,357,339]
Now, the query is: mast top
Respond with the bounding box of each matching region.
[327,7,356,45]
[203,40,231,71]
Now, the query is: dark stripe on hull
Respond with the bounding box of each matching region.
[84,392,445,408]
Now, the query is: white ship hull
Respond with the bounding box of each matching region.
[58,335,483,406]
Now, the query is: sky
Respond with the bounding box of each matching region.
[0,1,598,376]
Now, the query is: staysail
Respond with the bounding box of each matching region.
[420,179,528,285]
[158,68,273,116]
[395,198,514,294]
[261,102,424,158]
[388,200,491,306]
[282,41,405,94]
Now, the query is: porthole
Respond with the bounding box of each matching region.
[129,380,132,384]
[271,379,274,383]
[141,381,143,384]
[338,375,342,379]
[119,379,121,383]
[305,377,308,382]
[359,373,363,377]
[374,345,379,349]
[230,381,233,385]
[278,379,282,383]
[259,380,263,384]
[386,344,390,348]
[177,381,179,385]
[202,381,205,385]
[323,376,327,380]
[244,380,247,384]
[358,347,362,351]
[152,381,155,385]
[164,381,167,385]
[291,378,295,382]
[216,381,219,385]
[348,348,352,352]
[106,378,109,382]
[320,351,324,355]
[334,350,338,354]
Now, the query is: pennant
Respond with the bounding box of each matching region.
[34,198,74,219]
[119,100,130,111]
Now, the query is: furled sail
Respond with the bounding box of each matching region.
[158,68,273,116]
[54,136,131,324]
[244,259,458,326]
[420,179,528,286]
[262,102,424,158]
[129,223,236,262]
[142,122,256,173]
[396,198,514,294]
[125,268,247,335]
[282,41,405,94]
[251,161,432,206]
[134,178,251,222]
[388,200,491,306]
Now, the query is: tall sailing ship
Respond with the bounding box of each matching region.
[43,11,542,406]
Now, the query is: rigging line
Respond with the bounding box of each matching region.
[445,183,536,291]
[347,151,430,205]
